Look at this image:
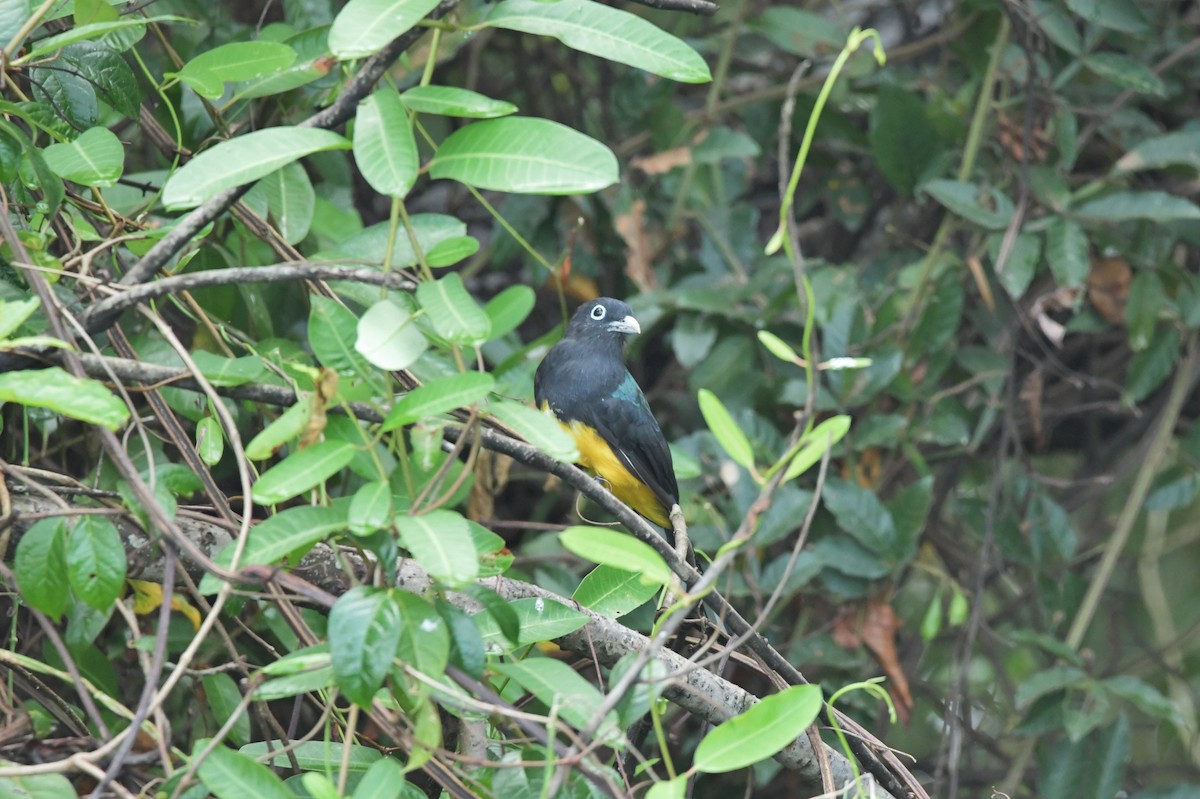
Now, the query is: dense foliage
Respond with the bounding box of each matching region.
[1,0,1199,797]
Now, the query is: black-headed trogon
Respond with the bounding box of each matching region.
[534,298,679,529]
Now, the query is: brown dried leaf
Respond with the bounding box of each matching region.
[859,598,914,724]
[1088,256,1131,325]
[468,449,512,521]
[300,368,337,447]
[631,145,692,175]
[1020,369,1045,451]
[614,199,658,291]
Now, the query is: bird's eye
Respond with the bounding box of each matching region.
[590,305,606,321]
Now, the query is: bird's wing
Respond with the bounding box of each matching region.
[585,372,679,511]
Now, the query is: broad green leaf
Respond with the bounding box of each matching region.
[202,673,250,745]
[1065,0,1147,33]
[484,285,535,339]
[260,161,315,244]
[14,518,70,621]
[175,41,296,99]
[747,7,844,58]
[781,414,851,481]
[692,685,823,773]
[194,741,293,799]
[1103,676,1184,724]
[868,84,940,194]
[992,232,1042,299]
[426,236,479,268]
[1126,325,1180,402]
[429,117,618,194]
[1114,131,1200,174]
[354,87,417,198]
[254,665,335,701]
[393,589,450,676]
[1015,665,1088,708]
[328,0,441,58]
[65,516,126,610]
[560,526,672,586]
[475,597,587,646]
[757,330,800,363]
[646,777,688,799]
[252,440,358,504]
[329,586,402,706]
[1028,0,1082,54]
[62,43,141,118]
[399,85,517,118]
[485,0,710,83]
[43,126,123,186]
[397,510,479,586]
[310,295,374,375]
[197,504,349,593]
[698,389,755,471]
[196,415,224,466]
[461,584,519,644]
[573,563,659,618]
[19,16,191,61]
[1,0,31,48]
[0,296,41,339]
[239,740,382,771]
[1075,191,1200,222]
[354,299,428,370]
[415,273,491,344]
[348,480,392,536]
[440,602,487,679]
[74,0,117,26]
[493,659,620,741]
[1085,52,1164,95]
[245,398,311,460]
[382,372,495,430]
[162,127,350,210]
[1045,218,1089,287]
[331,213,465,267]
[486,398,578,462]
[0,367,129,430]
[822,478,899,559]
[923,179,1014,229]
[31,64,97,129]
[1038,714,1130,799]
[353,759,408,799]
[0,770,76,799]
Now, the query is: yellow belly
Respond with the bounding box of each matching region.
[560,418,670,528]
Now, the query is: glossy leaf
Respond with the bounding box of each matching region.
[1075,191,1200,222]
[1045,218,1089,287]
[400,85,517,118]
[259,161,315,244]
[781,414,851,481]
[328,586,402,707]
[475,597,587,646]
[348,480,392,536]
[162,127,350,210]
[397,510,479,586]
[194,741,293,799]
[328,0,440,58]
[560,526,672,586]
[354,299,428,370]
[43,126,124,186]
[415,273,491,344]
[353,87,418,198]
[484,284,536,339]
[572,563,659,618]
[252,440,358,504]
[486,398,578,462]
[175,41,296,99]
[698,389,755,471]
[923,179,1013,229]
[494,658,620,741]
[14,518,70,620]
[382,372,495,430]
[0,367,129,430]
[692,685,822,773]
[429,117,618,194]
[65,516,126,610]
[484,0,710,83]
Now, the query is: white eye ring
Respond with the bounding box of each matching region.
[590,305,606,320]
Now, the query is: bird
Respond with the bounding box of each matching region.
[534,297,679,529]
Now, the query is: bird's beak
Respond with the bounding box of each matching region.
[607,315,641,335]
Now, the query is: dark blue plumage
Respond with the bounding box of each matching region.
[534,298,679,527]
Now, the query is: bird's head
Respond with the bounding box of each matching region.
[567,298,641,342]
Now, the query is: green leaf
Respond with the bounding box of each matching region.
[1075,191,1200,222]
[1015,665,1088,708]
[1126,325,1180,402]
[1102,676,1183,724]
[393,590,450,676]
[781,414,851,481]
[0,296,42,340]
[20,16,190,60]
[1084,52,1165,95]
[329,587,402,707]
[1114,130,1200,174]
[202,673,250,745]
[415,273,491,344]
[1045,218,1089,287]
[353,87,418,198]
[822,478,898,559]
[484,284,536,339]
[484,0,710,83]
[74,0,117,26]
[352,759,408,799]
[992,232,1042,300]
[61,43,141,118]
[485,398,578,462]
[692,685,823,773]
[747,7,844,58]
[868,84,940,194]
[348,480,392,536]
[382,372,495,430]
[199,503,350,590]
[645,777,688,799]
[1065,0,1147,33]
[14,518,70,621]
[245,398,311,460]
[397,510,480,586]
[399,85,517,118]
[0,770,76,799]
[572,563,659,618]
[65,516,126,610]
[0,367,129,430]
[0,0,32,49]
[195,741,293,799]
[259,161,315,244]
[239,739,382,772]
[426,236,479,268]
[560,526,672,586]
[196,415,224,466]
[462,584,520,644]
[252,440,358,505]
[354,299,428,370]
[162,127,350,210]
[475,597,587,646]
[429,117,618,194]
[331,213,465,268]
[757,330,800,363]
[697,389,755,471]
[328,0,441,58]
[923,179,1013,229]
[311,295,374,375]
[43,126,124,186]
[175,41,297,99]
[493,658,620,741]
